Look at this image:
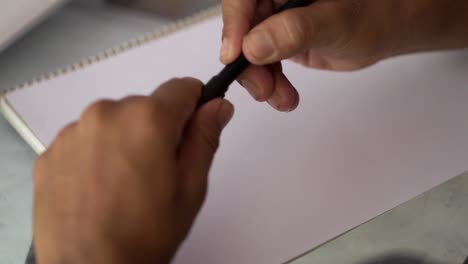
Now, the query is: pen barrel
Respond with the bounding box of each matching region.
[219,54,251,85]
[198,55,250,106]
[276,0,314,13]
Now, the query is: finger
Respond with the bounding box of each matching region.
[237,65,275,102]
[220,0,257,64]
[150,77,202,129]
[177,99,234,213]
[80,99,118,126]
[267,64,299,112]
[243,1,355,65]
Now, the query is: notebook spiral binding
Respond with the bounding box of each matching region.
[0,5,221,97]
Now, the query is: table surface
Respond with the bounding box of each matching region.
[0,2,467,264]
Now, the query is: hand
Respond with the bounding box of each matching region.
[221,0,468,112]
[33,78,234,264]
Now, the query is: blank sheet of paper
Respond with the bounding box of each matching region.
[4,16,468,263]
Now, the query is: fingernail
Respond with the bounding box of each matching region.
[218,101,234,128]
[240,79,262,101]
[245,29,275,61]
[220,38,232,64]
[267,92,283,112]
[287,91,300,113]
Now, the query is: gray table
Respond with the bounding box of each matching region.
[0,2,467,264]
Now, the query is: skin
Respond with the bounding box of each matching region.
[35,1,468,263]
[220,0,468,112]
[33,78,234,264]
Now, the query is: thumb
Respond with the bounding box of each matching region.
[177,99,234,212]
[243,1,353,65]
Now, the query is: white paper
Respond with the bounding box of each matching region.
[5,16,468,263]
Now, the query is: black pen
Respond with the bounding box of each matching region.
[198,0,315,106]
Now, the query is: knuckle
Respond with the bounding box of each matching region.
[181,77,203,89]
[82,100,116,124]
[50,122,77,151]
[164,77,202,99]
[56,122,75,139]
[164,77,182,85]
[79,100,118,139]
[120,95,147,104]
[180,77,203,98]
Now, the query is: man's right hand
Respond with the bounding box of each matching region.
[221,0,468,112]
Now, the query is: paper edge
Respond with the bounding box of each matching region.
[0,96,45,154]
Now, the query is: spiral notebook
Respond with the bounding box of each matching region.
[2,6,468,264]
